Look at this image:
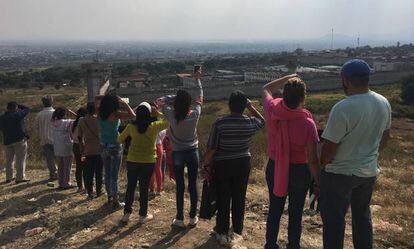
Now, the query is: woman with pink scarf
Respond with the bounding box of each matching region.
[262,75,320,249]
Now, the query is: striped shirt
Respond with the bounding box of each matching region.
[35,107,55,145]
[207,115,265,161]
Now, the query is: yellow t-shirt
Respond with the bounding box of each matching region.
[118,120,169,163]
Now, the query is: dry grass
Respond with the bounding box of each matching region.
[0,84,413,248]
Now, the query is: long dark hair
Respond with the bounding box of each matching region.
[86,102,96,115]
[174,90,191,123]
[98,94,120,120]
[52,107,66,121]
[72,107,87,133]
[133,105,153,134]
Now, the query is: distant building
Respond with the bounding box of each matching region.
[373,61,396,72]
[244,72,281,83]
[176,73,195,88]
[115,69,150,89]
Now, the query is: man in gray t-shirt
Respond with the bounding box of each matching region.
[320,59,391,249]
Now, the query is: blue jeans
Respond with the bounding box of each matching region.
[320,170,376,249]
[101,143,123,200]
[265,159,311,249]
[172,149,199,220]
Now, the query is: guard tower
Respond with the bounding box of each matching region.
[82,61,112,102]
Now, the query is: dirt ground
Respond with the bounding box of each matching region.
[0,117,413,249]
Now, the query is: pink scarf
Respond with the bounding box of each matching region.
[271,99,312,197]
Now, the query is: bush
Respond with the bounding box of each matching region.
[401,75,414,105]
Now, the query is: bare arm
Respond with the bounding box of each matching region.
[379,129,390,152]
[320,139,340,167]
[116,99,136,120]
[262,74,298,98]
[307,142,320,185]
[67,108,77,117]
[246,99,265,121]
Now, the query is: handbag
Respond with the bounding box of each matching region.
[199,166,217,219]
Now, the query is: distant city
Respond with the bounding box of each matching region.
[1,40,413,105]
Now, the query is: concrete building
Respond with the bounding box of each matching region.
[82,61,112,102]
[244,72,281,83]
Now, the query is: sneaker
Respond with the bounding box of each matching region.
[215,233,230,247]
[112,201,125,209]
[15,179,30,184]
[5,178,15,183]
[138,214,154,224]
[189,216,199,226]
[121,213,131,224]
[229,233,244,247]
[171,219,186,228]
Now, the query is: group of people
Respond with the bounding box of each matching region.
[0,59,391,249]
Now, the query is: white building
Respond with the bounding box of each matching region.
[373,61,396,72]
[244,72,281,83]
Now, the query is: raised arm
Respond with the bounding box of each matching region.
[262,74,298,98]
[116,98,136,120]
[66,108,77,118]
[246,99,265,121]
[17,104,30,117]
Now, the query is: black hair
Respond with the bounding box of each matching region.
[133,105,153,134]
[6,101,17,111]
[41,95,53,107]
[283,78,306,109]
[72,107,87,133]
[98,94,120,120]
[174,90,191,123]
[86,102,96,115]
[52,107,66,121]
[229,90,247,114]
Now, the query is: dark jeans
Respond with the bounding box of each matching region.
[73,143,86,189]
[320,170,376,249]
[265,159,311,249]
[215,157,251,235]
[172,149,199,220]
[85,155,103,196]
[124,162,155,216]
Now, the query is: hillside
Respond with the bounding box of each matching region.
[0,85,413,248]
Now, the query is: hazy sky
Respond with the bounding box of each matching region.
[1,0,413,41]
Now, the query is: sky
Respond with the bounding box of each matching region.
[1,0,413,42]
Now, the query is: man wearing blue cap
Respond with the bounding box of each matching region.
[320,59,391,249]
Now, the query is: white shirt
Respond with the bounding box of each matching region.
[322,91,391,177]
[52,119,74,157]
[156,129,167,145]
[35,107,55,145]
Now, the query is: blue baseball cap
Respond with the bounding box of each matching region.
[341,59,372,81]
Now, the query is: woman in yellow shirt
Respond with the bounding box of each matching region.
[119,102,169,224]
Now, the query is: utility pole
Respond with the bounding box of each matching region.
[331,28,334,50]
[357,33,360,48]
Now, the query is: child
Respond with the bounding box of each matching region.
[71,107,88,193]
[150,129,167,195]
[52,107,77,189]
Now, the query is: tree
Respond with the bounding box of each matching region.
[401,74,414,105]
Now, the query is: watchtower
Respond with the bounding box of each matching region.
[82,61,112,102]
